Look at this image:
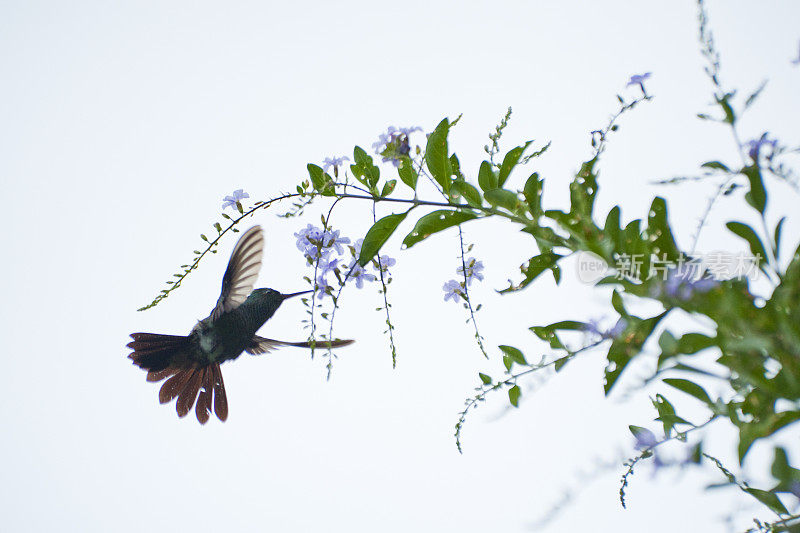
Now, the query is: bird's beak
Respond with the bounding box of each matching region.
[281,290,313,300]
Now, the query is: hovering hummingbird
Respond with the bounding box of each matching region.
[128,225,354,424]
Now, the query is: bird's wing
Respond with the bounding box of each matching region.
[210,225,264,320]
[245,335,355,355]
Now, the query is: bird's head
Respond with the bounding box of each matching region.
[250,288,312,305]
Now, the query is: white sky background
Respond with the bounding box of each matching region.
[2,0,799,531]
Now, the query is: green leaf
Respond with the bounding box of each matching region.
[357,212,409,267]
[716,93,736,125]
[426,118,452,192]
[508,385,521,407]
[522,172,543,216]
[402,210,478,249]
[397,156,418,190]
[478,160,497,191]
[497,141,532,187]
[742,165,767,214]
[663,378,713,405]
[450,180,482,207]
[352,146,380,189]
[499,251,563,293]
[499,345,526,366]
[701,161,730,172]
[381,179,397,197]
[774,216,786,259]
[307,163,326,190]
[647,197,680,260]
[484,188,520,211]
[611,290,626,316]
[726,221,767,266]
[479,373,492,385]
[677,332,716,354]
[604,312,667,395]
[744,488,788,515]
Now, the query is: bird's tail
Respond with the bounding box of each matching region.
[127,333,229,424]
[127,332,190,372]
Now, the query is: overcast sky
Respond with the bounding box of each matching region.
[2,1,799,531]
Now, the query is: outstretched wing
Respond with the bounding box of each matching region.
[245,335,355,355]
[210,225,264,320]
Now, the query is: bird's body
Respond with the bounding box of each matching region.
[128,226,353,423]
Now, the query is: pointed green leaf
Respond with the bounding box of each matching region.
[498,141,532,187]
[742,165,767,214]
[726,221,767,267]
[663,378,713,405]
[450,180,482,207]
[478,160,497,191]
[397,156,418,190]
[358,212,409,267]
[744,488,788,515]
[479,373,492,385]
[499,345,526,365]
[484,188,520,211]
[402,210,478,249]
[426,118,452,192]
[508,385,521,407]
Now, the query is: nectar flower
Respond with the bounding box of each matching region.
[663,266,718,301]
[322,156,350,173]
[443,280,463,302]
[348,262,376,289]
[372,125,422,167]
[457,257,485,285]
[626,72,652,89]
[222,189,249,210]
[584,317,627,340]
[373,255,396,274]
[742,133,778,161]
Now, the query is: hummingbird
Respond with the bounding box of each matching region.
[128,225,354,424]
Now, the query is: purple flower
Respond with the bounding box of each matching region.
[322,156,350,173]
[626,72,652,87]
[372,125,421,166]
[583,317,627,340]
[222,189,249,210]
[663,265,718,301]
[373,255,396,274]
[742,133,778,161]
[457,257,485,285]
[315,274,331,299]
[792,41,800,66]
[348,262,376,289]
[322,229,350,255]
[633,428,658,450]
[443,280,463,302]
[319,257,339,275]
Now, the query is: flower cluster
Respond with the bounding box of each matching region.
[443,257,485,302]
[222,189,249,210]
[372,126,422,167]
[295,226,397,298]
[742,133,777,162]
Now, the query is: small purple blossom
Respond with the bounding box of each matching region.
[373,255,396,274]
[323,229,351,255]
[633,428,658,450]
[792,41,800,66]
[222,189,249,210]
[583,317,627,340]
[315,274,331,299]
[626,72,652,87]
[443,280,463,302]
[322,156,350,173]
[372,125,421,166]
[457,257,485,285]
[348,262,376,289]
[319,257,339,275]
[663,265,718,301]
[742,133,778,162]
